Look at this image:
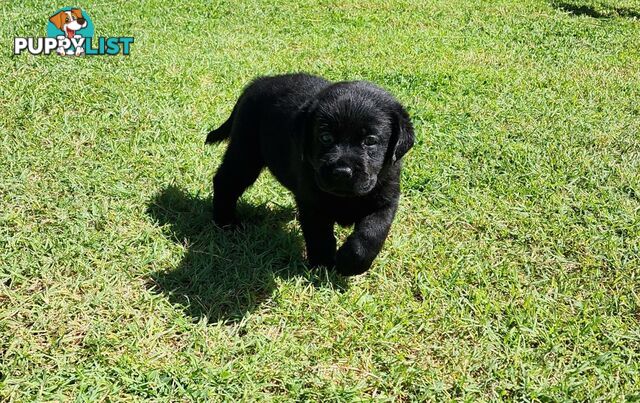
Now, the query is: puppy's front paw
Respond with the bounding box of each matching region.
[212,209,239,230]
[335,240,373,276]
[212,198,240,229]
[308,255,336,270]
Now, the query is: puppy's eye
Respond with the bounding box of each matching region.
[319,133,334,145]
[363,135,378,146]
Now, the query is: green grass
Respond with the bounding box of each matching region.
[1,0,639,400]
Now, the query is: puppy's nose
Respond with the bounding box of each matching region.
[331,166,353,180]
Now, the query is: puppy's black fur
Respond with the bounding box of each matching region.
[206,73,414,276]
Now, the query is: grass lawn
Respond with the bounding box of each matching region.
[1,0,639,400]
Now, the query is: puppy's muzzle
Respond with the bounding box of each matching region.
[320,163,354,187]
[317,162,374,196]
[331,166,353,181]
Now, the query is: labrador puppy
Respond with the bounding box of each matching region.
[206,73,414,276]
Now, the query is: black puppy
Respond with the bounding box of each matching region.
[206,73,414,276]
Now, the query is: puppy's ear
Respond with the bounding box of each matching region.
[49,11,66,30]
[388,103,415,163]
[294,99,318,162]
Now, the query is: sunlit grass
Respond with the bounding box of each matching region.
[1,0,639,400]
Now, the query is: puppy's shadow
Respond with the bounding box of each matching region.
[553,1,640,19]
[146,185,347,324]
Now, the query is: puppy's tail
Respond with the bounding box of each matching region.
[205,106,236,144]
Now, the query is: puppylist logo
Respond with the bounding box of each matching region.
[14,7,133,56]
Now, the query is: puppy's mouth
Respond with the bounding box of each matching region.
[315,174,377,197]
[65,20,86,36]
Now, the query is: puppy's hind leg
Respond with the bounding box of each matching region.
[212,131,264,228]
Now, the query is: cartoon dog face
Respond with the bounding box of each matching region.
[49,9,87,38]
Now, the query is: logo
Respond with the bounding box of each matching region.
[14,7,134,56]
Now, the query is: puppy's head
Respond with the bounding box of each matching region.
[297,81,414,197]
[49,9,87,37]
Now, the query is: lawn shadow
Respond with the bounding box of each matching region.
[146,185,347,324]
[553,2,640,19]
